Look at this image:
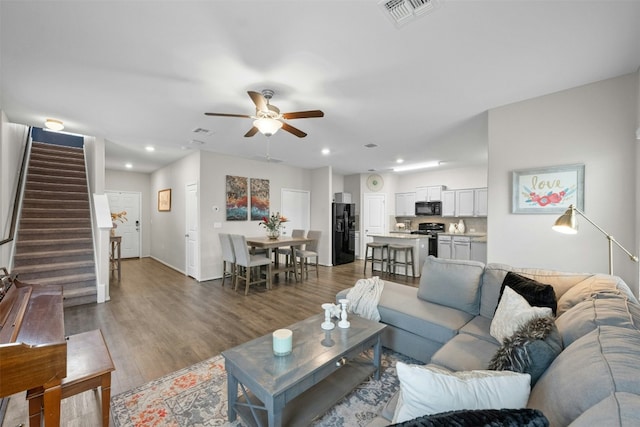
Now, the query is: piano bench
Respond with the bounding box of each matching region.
[26,329,115,427]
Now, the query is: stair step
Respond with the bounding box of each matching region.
[29,158,85,172]
[22,199,89,209]
[13,259,95,273]
[18,227,92,240]
[25,181,88,193]
[32,142,84,157]
[19,218,91,229]
[16,238,93,252]
[27,165,86,179]
[24,189,89,201]
[26,173,87,186]
[13,249,95,266]
[21,207,91,219]
[18,273,96,288]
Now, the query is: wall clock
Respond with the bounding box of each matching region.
[366,174,384,192]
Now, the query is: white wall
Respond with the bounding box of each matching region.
[397,166,488,193]
[310,166,332,266]
[105,169,152,257]
[488,72,639,294]
[150,151,200,274]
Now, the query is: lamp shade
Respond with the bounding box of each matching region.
[253,118,283,137]
[552,205,577,234]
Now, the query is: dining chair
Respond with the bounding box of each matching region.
[295,230,321,279]
[277,229,305,279]
[218,233,236,287]
[230,234,271,295]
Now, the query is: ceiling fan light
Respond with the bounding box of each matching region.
[253,118,283,137]
[44,118,64,131]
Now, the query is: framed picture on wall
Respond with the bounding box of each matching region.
[158,188,171,212]
[512,164,584,214]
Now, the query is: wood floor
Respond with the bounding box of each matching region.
[3,256,418,427]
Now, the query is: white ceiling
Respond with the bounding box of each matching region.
[2,1,639,175]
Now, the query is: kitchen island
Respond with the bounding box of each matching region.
[366,233,431,276]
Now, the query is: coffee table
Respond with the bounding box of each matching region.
[222,313,386,427]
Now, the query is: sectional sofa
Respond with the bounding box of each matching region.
[337,256,640,426]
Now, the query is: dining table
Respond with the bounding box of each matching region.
[245,235,314,283]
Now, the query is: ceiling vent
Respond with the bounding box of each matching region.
[379,0,439,27]
[192,127,212,135]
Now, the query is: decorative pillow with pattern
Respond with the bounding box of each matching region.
[490,286,553,344]
[389,408,549,427]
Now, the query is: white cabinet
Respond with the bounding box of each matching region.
[474,188,488,217]
[354,231,360,258]
[453,236,471,260]
[437,235,452,259]
[470,241,487,263]
[441,190,456,217]
[442,187,488,217]
[416,185,445,202]
[395,192,416,217]
[455,189,475,217]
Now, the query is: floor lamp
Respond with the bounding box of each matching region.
[552,204,639,275]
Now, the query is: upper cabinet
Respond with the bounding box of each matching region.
[416,185,445,202]
[442,187,488,217]
[395,192,416,217]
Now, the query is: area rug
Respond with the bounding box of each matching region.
[111,349,416,426]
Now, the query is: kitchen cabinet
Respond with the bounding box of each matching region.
[395,192,416,217]
[416,185,445,202]
[437,234,452,259]
[471,241,487,263]
[441,190,456,217]
[442,187,488,217]
[453,236,471,260]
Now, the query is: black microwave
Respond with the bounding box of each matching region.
[415,201,441,216]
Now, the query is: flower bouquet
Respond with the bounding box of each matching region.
[259,212,288,239]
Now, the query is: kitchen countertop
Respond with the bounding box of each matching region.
[438,232,487,243]
[368,233,432,239]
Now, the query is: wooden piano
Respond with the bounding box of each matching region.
[0,267,67,426]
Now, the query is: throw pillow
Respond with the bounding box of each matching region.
[490,286,553,344]
[389,408,549,427]
[488,316,563,385]
[392,362,531,424]
[499,272,557,315]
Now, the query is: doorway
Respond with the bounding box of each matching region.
[186,183,199,280]
[105,191,141,259]
[362,193,386,255]
[280,188,311,236]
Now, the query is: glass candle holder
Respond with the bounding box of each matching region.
[272,328,292,356]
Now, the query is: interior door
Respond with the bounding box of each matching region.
[186,183,199,280]
[105,191,141,258]
[280,189,310,236]
[363,193,386,254]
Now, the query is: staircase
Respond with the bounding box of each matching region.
[13,141,97,307]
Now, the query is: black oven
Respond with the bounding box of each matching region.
[415,201,441,216]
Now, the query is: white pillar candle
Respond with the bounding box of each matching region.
[272,329,293,356]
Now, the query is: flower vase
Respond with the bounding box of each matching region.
[267,229,280,240]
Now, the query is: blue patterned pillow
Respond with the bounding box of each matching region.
[389,408,549,427]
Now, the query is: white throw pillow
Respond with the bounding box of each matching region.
[392,363,531,423]
[490,286,553,343]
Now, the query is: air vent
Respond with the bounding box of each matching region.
[192,127,212,135]
[364,143,378,148]
[379,0,439,27]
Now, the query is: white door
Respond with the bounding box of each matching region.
[105,191,141,258]
[186,183,199,280]
[363,193,386,254]
[280,189,311,236]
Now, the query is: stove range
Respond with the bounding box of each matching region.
[411,223,445,256]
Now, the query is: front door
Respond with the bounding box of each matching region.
[106,191,141,259]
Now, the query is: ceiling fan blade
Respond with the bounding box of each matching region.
[205,112,252,118]
[282,110,324,120]
[281,122,307,138]
[244,127,259,137]
[247,91,268,112]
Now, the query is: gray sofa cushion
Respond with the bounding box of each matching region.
[380,280,474,344]
[528,326,640,427]
[430,333,500,372]
[556,274,638,316]
[480,264,591,318]
[568,392,640,427]
[459,315,495,342]
[417,256,484,315]
[556,293,640,347]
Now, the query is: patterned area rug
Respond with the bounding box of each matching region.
[111,349,415,426]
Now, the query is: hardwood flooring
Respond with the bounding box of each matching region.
[2,257,418,427]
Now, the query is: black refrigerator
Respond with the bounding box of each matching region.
[332,202,356,265]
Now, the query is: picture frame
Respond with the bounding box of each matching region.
[512,164,584,214]
[158,188,171,212]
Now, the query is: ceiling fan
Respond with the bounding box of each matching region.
[205,89,324,138]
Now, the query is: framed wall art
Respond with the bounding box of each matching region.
[158,189,171,211]
[512,164,584,214]
[226,175,248,221]
[250,178,269,221]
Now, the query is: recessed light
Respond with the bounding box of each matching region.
[125,163,133,169]
[44,118,64,131]
[321,148,330,155]
[393,161,441,172]
[396,158,404,164]
[145,146,155,152]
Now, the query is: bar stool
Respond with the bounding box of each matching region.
[364,242,388,274]
[387,244,416,277]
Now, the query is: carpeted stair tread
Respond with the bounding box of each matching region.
[17,237,93,247]
[18,227,92,239]
[21,207,91,218]
[26,173,87,185]
[14,247,94,259]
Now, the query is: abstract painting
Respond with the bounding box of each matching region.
[250,178,270,221]
[225,175,248,221]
